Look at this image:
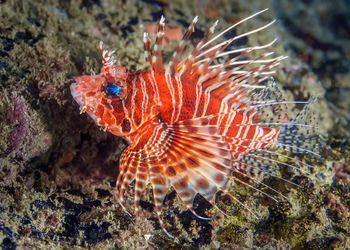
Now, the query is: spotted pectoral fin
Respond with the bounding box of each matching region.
[162,123,237,205]
[115,122,230,233]
[152,122,248,214]
[116,118,277,236]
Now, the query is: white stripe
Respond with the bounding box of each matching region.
[234,114,247,147]
[174,74,183,122]
[164,72,176,123]
[200,8,270,50]
[198,19,276,60]
[130,77,137,128]
[140,76,148,123]
[148,71,161,105]
[222,111,237,136]
[193,82,202,118]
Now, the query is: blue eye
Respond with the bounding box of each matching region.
[106,84,121,96]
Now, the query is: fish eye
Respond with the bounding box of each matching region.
[101,81,122,98]
[106,84,121,96]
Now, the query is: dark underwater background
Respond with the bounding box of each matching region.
[0,0,349,248]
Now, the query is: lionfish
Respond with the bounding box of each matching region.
[70,9,318,237]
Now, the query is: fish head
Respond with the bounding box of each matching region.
[70,63,134,139]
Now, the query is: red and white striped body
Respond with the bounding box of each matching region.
[70,9,308,238]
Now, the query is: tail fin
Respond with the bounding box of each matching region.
[276,97,321,157]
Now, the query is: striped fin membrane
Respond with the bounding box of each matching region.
[116,114,319,237]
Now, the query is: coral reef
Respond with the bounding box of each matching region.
[0,0,349,248]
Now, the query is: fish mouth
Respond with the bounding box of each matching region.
[70,82,85,106]
[70,81,101,123]
[70,75,103,102]
[70,82,94,114]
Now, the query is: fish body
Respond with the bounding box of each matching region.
[71,9,313,237]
